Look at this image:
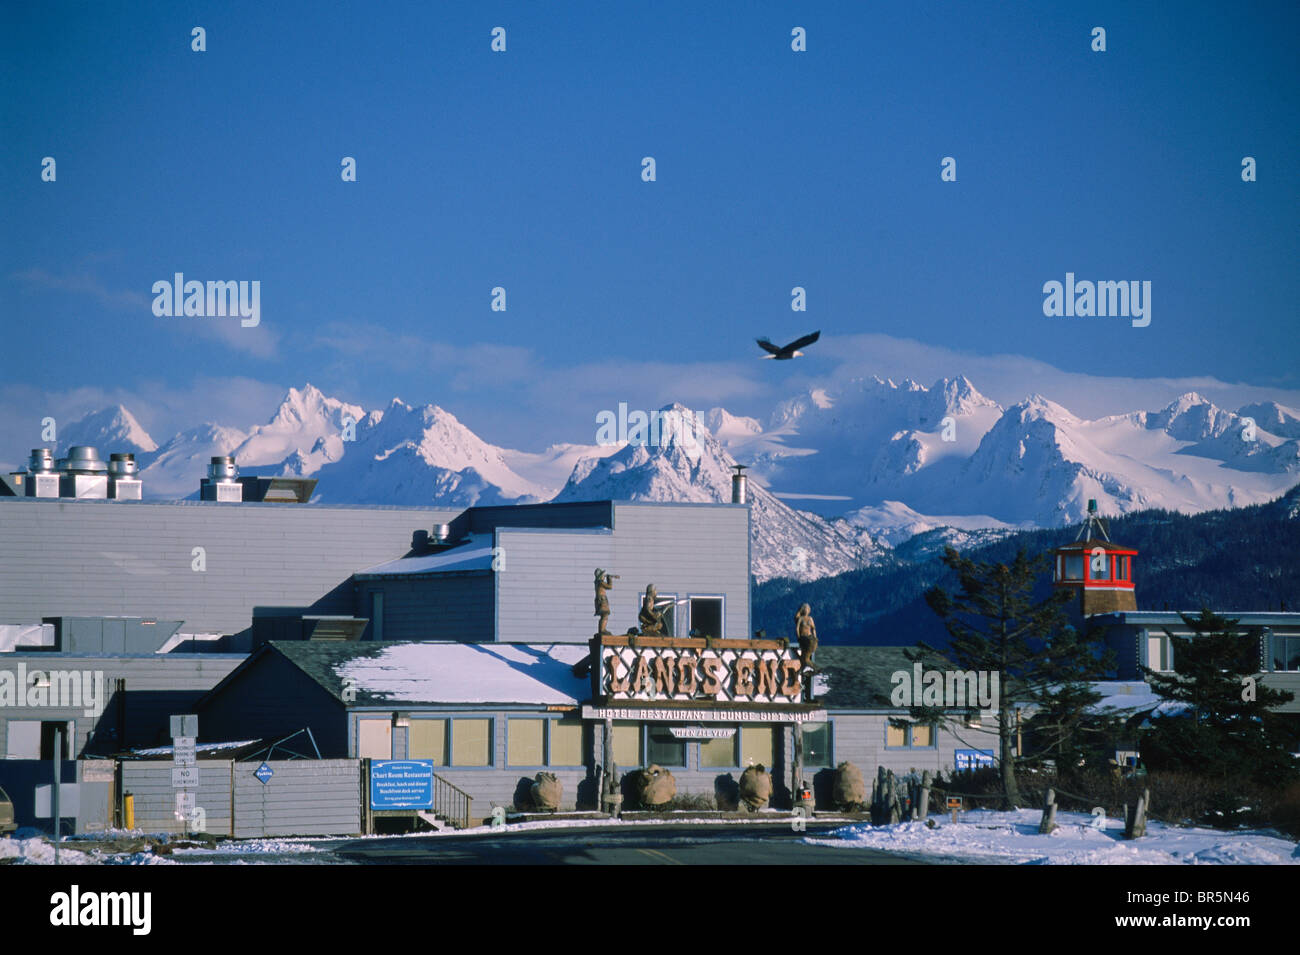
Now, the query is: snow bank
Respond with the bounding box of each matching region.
[804,808,1299,865]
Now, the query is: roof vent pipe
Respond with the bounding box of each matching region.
[731,464,748,504]
[29,449,55,473]
[208,456,239,483]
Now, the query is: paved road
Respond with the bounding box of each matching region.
[326,823,935,865]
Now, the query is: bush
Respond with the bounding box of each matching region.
[667,792,716,812]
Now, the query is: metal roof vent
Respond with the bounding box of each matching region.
[108,452,143,500]
[730,464,748,504]
[57,446,108,474]
[56,446,108,499]
[20,448,59,498]
[29,448,55,473]
[201,456,243,502]
[208,456,239,482]
[108,452,138,478]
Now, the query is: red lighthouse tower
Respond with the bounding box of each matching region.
[1053,500,1138,617]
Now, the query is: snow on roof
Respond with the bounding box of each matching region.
[127,740,260,757]
[1088,681,1187,718]
[356,534,494,576]
[333,642,590,705]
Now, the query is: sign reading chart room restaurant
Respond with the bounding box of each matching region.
[599,639,803,705]
[370,760,434,810]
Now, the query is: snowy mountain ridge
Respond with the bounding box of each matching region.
[47,380,1300,582]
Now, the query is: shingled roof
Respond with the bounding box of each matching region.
[812,645,953,710]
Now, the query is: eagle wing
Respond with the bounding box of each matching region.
[785,330,820,352]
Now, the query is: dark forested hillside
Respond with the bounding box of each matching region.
[753,484,1300,647]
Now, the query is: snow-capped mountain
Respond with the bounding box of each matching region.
[57,405,158,456]
[229,384,363,475]
[553,404,887,581]
[707,382,1300,533]
[845,500,1022,548]
[141,423,249,498]
[940,393,1300,525]
[43,379,1300,583]
[306,398,548,506]
[735,375,1005,511]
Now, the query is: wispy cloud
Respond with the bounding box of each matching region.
[10,264,280,360]
[10,267,149,310]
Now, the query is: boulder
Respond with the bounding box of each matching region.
[833,761,867,811]
[738,764,772,811]
[633,764,677,808]
[530,772,562,811]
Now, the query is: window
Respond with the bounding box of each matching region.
[6,720,69,759]
[1145,633,1173,672]
[637,592,676,637]
[507,719,545,766]
[1062,555,1084,581]
[740,727,774,767]
[886,721,935,748]
[801,722,832,768]
[1272,634,1300,672]
[451,718,493,766]
[612,722,641,768]
[409,719,447,764]
[1117,555,1130,581]
[370,592,384,641]
[646,728,685,767]
[700,732,737,768]
[357,718,392,759]
[549,718,587,767]
[1090,552,1110,580]
[689,597,723,638]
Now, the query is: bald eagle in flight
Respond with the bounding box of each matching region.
[756,330,820,360]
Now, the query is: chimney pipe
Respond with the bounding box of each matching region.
[731,464,748,504]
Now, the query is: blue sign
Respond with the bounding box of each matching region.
[254,762,274,785]
[370,760,434,810]
[954,749,995,771]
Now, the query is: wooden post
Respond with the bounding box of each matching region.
[1125,788,1148,839]
[885,770,901,824]
[53,728,61,866]
[792,725,804,810]
[1038,787,1058,834]
[602,718,622,818]
[918,771,932,821]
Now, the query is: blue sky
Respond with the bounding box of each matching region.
[2,0,1297,456]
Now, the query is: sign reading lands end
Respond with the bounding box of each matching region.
[370,760,434,810]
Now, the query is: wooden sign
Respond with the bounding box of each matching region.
[597,637,803,704]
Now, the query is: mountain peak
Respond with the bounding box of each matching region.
[59,404,158,454]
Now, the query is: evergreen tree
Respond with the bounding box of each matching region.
[1140,609,1298,787]
[921,546,1111,808]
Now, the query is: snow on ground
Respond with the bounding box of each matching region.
[804,809,1300,865]
[0,830,172,865]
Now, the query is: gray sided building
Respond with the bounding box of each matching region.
[0,497,750,645]
[1092,610,1300,714]
[196,641,1000,822]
